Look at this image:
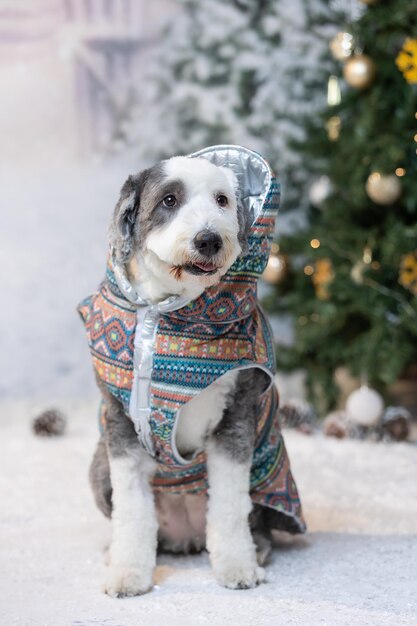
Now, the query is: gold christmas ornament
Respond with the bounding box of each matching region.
[359,0,379,4]
[351,246,373,284]
[399,250,417,295]
[366,172,402,205]
[396,38,417,84]
[262,244,288,284]
[329,32,354,62]
[343,54,377,89]
[350,261,366,285]
[362,245,372,264]
[312,258,334,300]
[326,115,342,141]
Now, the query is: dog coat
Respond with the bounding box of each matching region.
[78,145,306,534]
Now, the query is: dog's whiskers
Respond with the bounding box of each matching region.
[170,265,184,281]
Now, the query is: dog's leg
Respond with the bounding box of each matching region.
[89,437,112,518]
[205,369,268,589]
[206,445,263,589]
[99,382,157,597]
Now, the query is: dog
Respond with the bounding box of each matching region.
[80,145,305,597]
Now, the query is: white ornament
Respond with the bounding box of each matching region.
[329,32,354,62]
[366,172,402,205]
[309,176,332,208]
[346,386,384,427]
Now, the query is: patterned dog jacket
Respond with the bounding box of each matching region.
[78,145,306,534]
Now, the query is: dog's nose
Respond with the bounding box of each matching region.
[193,230,223,257]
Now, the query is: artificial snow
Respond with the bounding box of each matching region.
[1,398,416,626]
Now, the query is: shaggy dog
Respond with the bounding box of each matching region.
[82,148,305,597]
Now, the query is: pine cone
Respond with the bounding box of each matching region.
[380,407,411,442]
[278,399,316,433]
[32,409,66,437]
[323,411,349,439]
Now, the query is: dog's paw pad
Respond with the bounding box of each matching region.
[215,563,265,590]
[104,566,153,597]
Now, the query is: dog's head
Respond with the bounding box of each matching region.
[110,156,248,301]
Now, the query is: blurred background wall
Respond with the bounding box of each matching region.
[0,0,179,402]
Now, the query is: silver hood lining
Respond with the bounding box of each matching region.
[189,144,272,227]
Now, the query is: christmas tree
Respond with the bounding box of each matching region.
[124,0,346,211]
[265,0,417,412]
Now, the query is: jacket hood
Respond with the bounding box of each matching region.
[110,144,280,314]
[189,144,276,229]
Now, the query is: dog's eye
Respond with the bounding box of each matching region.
[163,195,177,208]
[216,194,228,208]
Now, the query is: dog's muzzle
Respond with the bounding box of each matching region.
[193,230,223,257]
[182,230,223,275]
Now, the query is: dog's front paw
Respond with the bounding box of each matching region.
[104,565,153,598]
[213,560,265,590]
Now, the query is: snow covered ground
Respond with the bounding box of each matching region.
[1,397,417,626]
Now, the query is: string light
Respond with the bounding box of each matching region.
[298,316,308,325]
[414,134,417,142]
[363,246,372,264]
[327,75,341,106]
[304,265,314,276]
[395,168,406,176]
[310,238,321,249]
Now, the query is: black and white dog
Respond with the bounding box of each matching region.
[88,154,292,597]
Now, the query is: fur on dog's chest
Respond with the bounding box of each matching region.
[175,370,238,458]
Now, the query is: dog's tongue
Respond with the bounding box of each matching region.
[194,261,216,272]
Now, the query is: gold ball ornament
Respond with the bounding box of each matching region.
[359,0,379,4]
[343,54,377,89]
[262,245,288,285]
[366,172,402,205]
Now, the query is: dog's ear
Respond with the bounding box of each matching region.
[236,196,250,257]
[110,174,141,263]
